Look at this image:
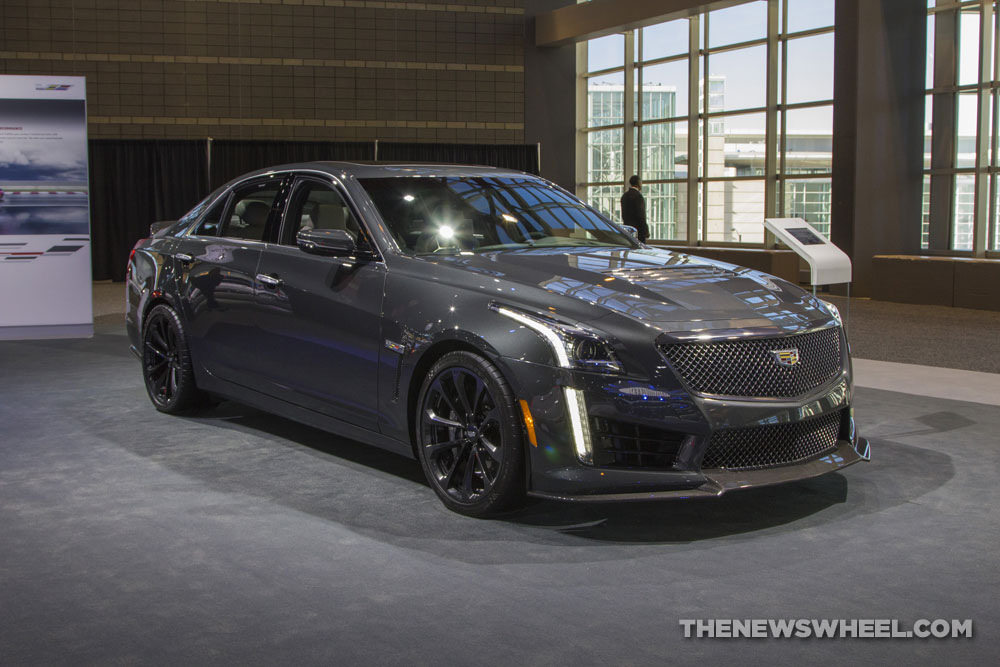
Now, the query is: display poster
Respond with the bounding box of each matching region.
[0,75,92,339]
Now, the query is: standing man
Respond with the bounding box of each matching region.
[620,175,649,243]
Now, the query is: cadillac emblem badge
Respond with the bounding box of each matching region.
[772,348,800,367]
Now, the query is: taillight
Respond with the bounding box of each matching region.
[126,238,148,278]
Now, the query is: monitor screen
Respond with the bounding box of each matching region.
[785,227,825,245]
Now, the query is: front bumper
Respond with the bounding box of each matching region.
[496,355,870,502]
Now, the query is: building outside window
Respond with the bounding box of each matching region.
[579,0,835,246]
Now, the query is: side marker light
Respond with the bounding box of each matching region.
[519,399,538,447]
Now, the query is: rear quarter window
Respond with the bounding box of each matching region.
[191,194,229,237]
[174,188,221,233]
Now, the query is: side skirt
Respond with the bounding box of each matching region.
[196,370,416,460]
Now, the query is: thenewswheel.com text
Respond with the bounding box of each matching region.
[679,619,973,639]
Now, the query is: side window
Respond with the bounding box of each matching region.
[221,183,279,242]
[283,180,368,247]
[192,194,228,237]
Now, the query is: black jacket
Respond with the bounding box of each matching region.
[620,187,648,242]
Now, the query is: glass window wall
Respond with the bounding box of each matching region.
[579,0,834,245]
[925,0,1000,256]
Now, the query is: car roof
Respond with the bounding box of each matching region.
[234,161,533,181]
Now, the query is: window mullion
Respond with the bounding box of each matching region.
[929,3,959,250]
[687,15,701,245]
[991,5,1000,250]
[636,28,644,188]
[575,42,588,200]
[764,0,780,241]
[974,0,993,256]
[623,31,636,192]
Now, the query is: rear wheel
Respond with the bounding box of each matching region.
[141,304,208,414]
[415,351,526,517]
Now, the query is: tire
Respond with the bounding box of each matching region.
[141,303,209,414]
[415,351,527,517]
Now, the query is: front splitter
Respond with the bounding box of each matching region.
[528,438,869,503]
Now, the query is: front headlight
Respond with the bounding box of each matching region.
[493,305,623,374]
[819,299,842,325]
[494,304,608,465]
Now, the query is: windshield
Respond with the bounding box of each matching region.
[359,175,638,254]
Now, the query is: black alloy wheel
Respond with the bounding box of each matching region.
[141,303,205,414]
[416,351,526,517]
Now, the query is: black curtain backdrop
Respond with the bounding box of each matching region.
[89,139,209,281]
[88,140,541,280]
[377,143,540,174]
[208,140,375,189]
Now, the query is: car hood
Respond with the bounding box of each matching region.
[430,246,831,335]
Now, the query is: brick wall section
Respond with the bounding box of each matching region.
[0,0,526,143]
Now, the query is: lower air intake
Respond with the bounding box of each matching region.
[591,417,686,469]
[701,410,843,471]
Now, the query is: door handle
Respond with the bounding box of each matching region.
[256,273,283,288]
[176,253,193,263]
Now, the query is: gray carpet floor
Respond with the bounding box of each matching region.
[825,295,1000,374]
[0,319,997,664]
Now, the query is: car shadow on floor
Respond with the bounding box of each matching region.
[158,400,955,555]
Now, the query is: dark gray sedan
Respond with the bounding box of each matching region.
[126,162,869,516]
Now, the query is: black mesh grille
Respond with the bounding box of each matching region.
[658,326,842,398]
[591,417,686,469]
[701,410,843,471]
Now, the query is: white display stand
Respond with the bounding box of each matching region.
[765,217,852,330]
[764,217,851,286]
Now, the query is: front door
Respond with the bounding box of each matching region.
[251,175,386,430]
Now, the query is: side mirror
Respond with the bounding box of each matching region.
[297,228,357,257]
[622,224,639,240]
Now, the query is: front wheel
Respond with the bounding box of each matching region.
[415,351,526,517]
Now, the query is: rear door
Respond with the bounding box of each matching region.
[174,173,288,387]
[250,174,386,430]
